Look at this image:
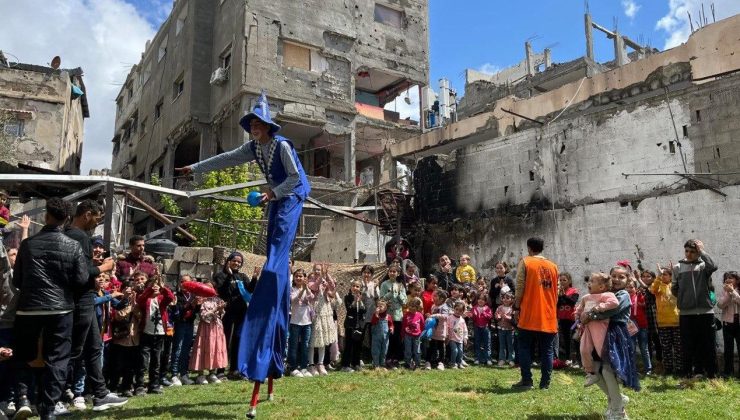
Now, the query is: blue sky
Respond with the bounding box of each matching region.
[3,0,735,171]
[126,0,717,94]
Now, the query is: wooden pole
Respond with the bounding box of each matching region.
[124,191,197,242]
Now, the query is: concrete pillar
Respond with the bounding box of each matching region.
[198,123,216,160]
[584,13,594,60]
[344,121,356,184]
[163,141,175,188]
[544,48,552,69]
[614,33,629,66]
[525,42,535,76]
[379,150,398,188]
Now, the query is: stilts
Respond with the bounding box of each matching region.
[246,377,274,418]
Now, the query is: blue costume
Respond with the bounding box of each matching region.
[189,92,310,383]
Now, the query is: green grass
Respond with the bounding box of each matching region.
[67,367,740,419]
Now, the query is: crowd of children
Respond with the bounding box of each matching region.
[2,216,740,419]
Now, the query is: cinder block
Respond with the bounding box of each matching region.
[162,259,179,275]
[197,247,214,264]
[179,262,196,277]
[173,247,198,263]
[194,263,214,280]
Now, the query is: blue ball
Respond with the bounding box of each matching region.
[247,191,262,207]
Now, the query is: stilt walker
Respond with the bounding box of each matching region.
[177,91,310,418]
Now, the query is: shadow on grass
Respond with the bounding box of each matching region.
[646,378,678,393]
[527,414,602,420]
[67,401,243,419]
[456,384,527,395]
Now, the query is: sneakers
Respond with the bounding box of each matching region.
[498,360,505,367]
[458,363,466,369]
[207,374,221,384]
[473,360,480,365]
[424,362,432,370]
[584,372,600,387]
[170,376,182,386]
[290,369,304,377]
[92,393,128,412]
[180,375,194,386]
[511,380,534,390]
[460,360,468,367]
[161,377,173,387]
[121,390,134,398]
[195,375,209,385]
[147,387,163,395]
[134,387,147,397]
[317,365,328,376]
[5,401,16,416]
[436,362,445,371]
[53,401,70,416]
[72,397,86,411]
[486,360,493,366]
[308,365,318,376]
[508,361,515,367]
[450,364,459,369]
[12,396,32,420]
[340,367,354,373]
[300,369,312,377]
[353,365,362,372]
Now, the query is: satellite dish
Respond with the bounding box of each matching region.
[50,56,61,69]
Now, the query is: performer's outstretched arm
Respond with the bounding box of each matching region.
[190,142,256,174]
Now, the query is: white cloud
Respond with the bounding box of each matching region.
[384,87,421,122]
[622,0,641,18]
[477,63,501,75]
[656,0,740,49]
[0,0,159,173]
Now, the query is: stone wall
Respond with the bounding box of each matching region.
[412,73,740,298]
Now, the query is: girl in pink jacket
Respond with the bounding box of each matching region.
[471,295,493,365]
[575,273,619,387]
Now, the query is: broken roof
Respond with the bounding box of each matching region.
[3,62,90,118]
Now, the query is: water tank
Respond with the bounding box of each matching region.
[145,238,178,260]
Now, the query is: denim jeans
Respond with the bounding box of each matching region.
[371,327,389,367]
[498,329,515,362]
[170,322,194,376]
[448,341,463,366]
[474,326,490,363]
[632,327,652,371]
[517,328,556,386]
[287,324,312,370]
[404,336,421,367]
[0,328,14,403]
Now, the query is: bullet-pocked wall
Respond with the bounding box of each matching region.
[413,72,740,291]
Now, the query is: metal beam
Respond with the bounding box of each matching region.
[11,182,107,219]
[204,194,378,212]
[0,175,190,198]
[103,182,114,248]
[187,179,268,198]
[500,108,545,125]
[125,192,197,241]
[305,196,381,227]
[144,212,201,240]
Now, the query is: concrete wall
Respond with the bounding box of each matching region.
[312,216,390,263]
[412,74,740,298]
[0,67,85,173]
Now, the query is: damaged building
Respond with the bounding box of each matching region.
[0,52,88,174]
[110,0,429,250]
[391,13,740,286]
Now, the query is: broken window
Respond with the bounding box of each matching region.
[140,61,152,86]
[282,41,327,72]
[222,51,231,70]
[176,5,187,36]
[374,3,403,28]
[3,119,24,137]
[158,35,168,62]
[173,73,185,100]
[283,42,311,70]
[155,99,163,121]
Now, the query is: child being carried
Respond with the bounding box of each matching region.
[575,273,619,387]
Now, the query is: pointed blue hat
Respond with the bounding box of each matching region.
[239,91,281,135]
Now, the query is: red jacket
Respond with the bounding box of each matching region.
[421,290,435,315]
[402,311,424,338]
[629,292,648,329]
[471,305,493,328]
[136,286,175,333]
[116,254,157,280]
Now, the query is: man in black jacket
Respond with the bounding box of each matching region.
[65,200,127,412]
[12,198,88,420]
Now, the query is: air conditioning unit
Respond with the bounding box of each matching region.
[209,67,229,86]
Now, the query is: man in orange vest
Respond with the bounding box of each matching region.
[512,237,559,390]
